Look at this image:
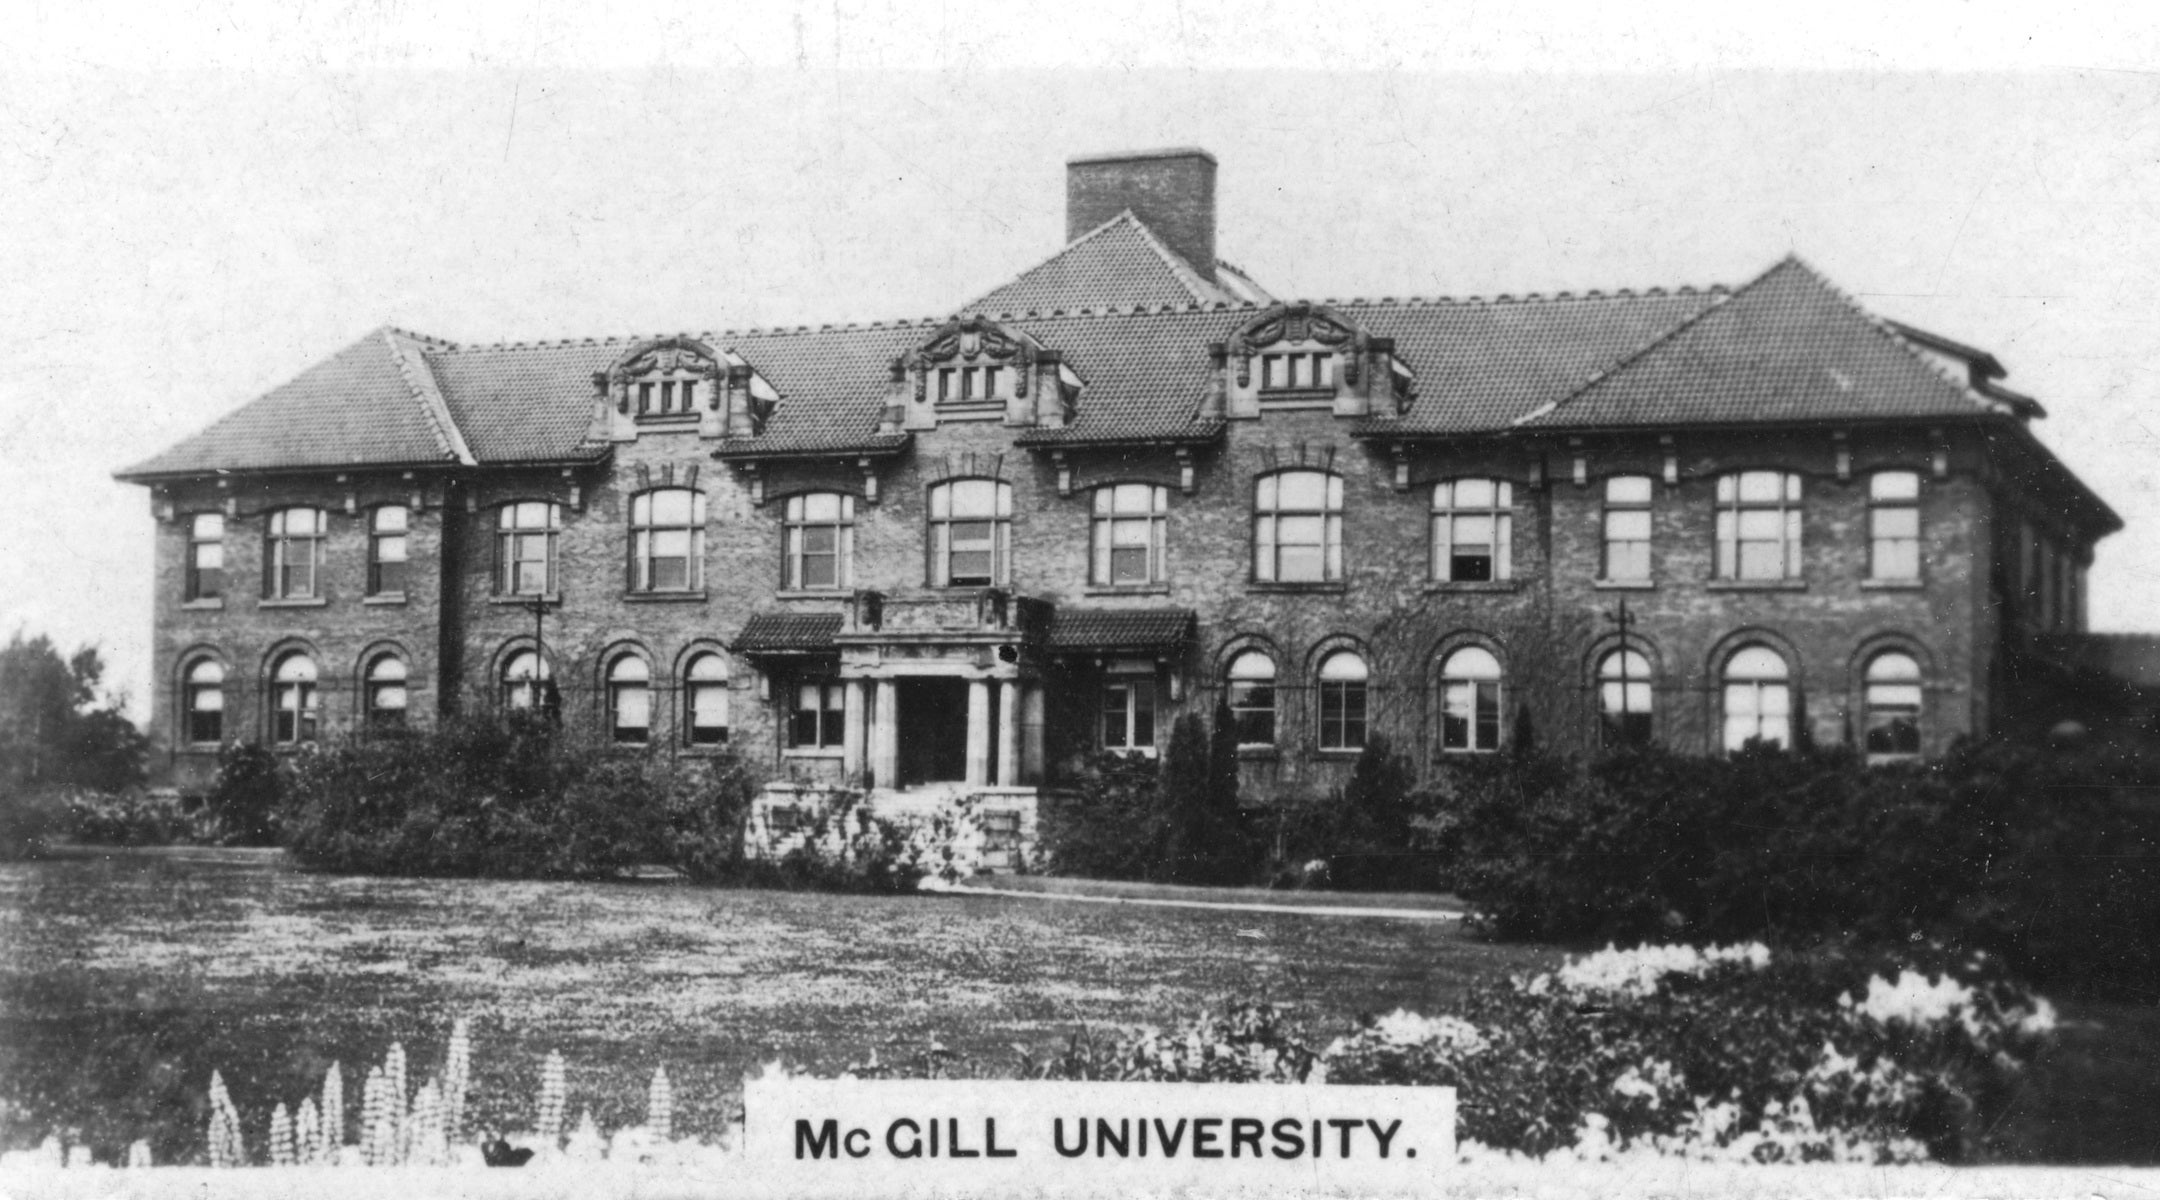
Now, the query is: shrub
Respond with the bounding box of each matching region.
[65,788,192,846]
[1420,741,2160,995]
[1036,752,1162,880]
[756,791,925,894]
[1156,705,1256,885]
[206,743,283,846]
[280,715,757,880]
[0,787,69,860]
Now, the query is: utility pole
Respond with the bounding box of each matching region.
[519,592,560,719]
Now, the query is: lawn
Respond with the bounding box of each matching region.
[0,854,1551,1166]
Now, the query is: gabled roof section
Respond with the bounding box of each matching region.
[1514,257,2000,431]
[116,327,469,479]
[730,611,843,654]
[1045,607,1195,652]
[961,211,1257,317]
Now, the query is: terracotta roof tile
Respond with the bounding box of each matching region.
[963,212,1249,316]
[117,328,467,478]
[730,612,843,653]
[1514,258,1994,431]
[1045,607,1196,651]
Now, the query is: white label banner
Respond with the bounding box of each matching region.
[744,1078,1455,1190]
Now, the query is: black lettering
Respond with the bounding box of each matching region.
[1192,1118,1223,1159]
[844,1128,870,1158]
[1139,1116,1148,1156]
[887,1118,922,1159]
[1367,1118,1401,1159]
[1312,1119,1322,1157]
[1271,1118,1306,1159]
[1096,1118,1129,1158]
[986,1117,1017,1158]
[930,1115,939,1157]
[796,1119,840,1160]
[1329,1118,1361,1157]
[1153,1118,1187,1157]
[1230,1118,1263,1158]
[948,1117,980,1158]
[1053,1118,1087,1158]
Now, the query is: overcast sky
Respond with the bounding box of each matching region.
[5,4,2160,719]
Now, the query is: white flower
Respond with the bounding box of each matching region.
[1553,941,1773,998]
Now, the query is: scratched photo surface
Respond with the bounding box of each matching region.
[4,4,2160,1186]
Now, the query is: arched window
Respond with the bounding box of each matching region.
[1715,471,1803,581]
[784,493,855,589]
[500,649,552,712]
[1253,470,1342,583]
[1440,647,1503,753]
[683,653,730,746]
[1597,649,1653,748]
[927,479,1011,587]
[266,508,325,599]
[364,654,408,727]
[1091,484,1168,586]
[1721,645,1791,752]
[368,506,409,597]
[1316,651,1369,751]
[182,658,224,745]
[186,514,224,601]
[1863,652,1923,763]
[607,655,651,744]
[1601,476,1653,582]
[498,502,561,596]
[1868,472,1921,581]
[631,490,705,593]
[1225,651,1278,747]
[1432,479,1513,582]
[269,652,318,744]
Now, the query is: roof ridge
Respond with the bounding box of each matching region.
[382,328,476,466]
[1113,210,1232,306]
[952,209,1150,315]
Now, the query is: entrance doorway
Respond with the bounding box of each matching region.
[897,678,968,786]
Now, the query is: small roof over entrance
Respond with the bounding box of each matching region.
[731,612,843,654]
[1045,608,1195,653]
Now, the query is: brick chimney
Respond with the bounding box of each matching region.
[1067,148,1217,281]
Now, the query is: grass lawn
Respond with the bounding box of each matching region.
[0,854,1550,1166]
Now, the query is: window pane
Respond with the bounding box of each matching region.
[1276,471,1327,510]
[1871,508,1919,539]
[1606,475,1653,504]
[648,490,694,525]
[373,506,408,533]
[375,533,407,564]
[1874,541,1919,580]
[1871,471,1920,501]
[1738,540,1783,580]
[1738,471,1785,503]
[193,513,224,539]
[1606,509,1651,541]
[950,480,997,516]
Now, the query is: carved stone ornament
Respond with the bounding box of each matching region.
[915,316,1037,399]
[605,337,726,414]
[1231,302,1362,388]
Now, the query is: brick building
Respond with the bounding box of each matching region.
[118,147,2120,819]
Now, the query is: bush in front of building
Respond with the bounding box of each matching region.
[279,714,757,881]
[1420,740,2160,994]
[1035,751,1162,880]
[205,743,285,846]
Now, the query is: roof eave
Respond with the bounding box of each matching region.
[710,436,912,463]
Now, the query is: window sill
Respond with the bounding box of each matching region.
[776,588,851,601]
[1436,748,1503,757]
[1706,579,1807,592]
[782,748,844,760]
[259,597,328,609]
[1313,747,1366,759]
[179,743,221,753]
[623,591,708,604]
[1860,579,1926,591]
[362,594,409,606]
[180,598,225,611]
[679,742,735,755]
[1084,584,1171,597]
[1424,580,1520,594]
[1246,582,1346,595]
[489,593,561,606]
[1593,579,1657,591]
[633,414,701,427]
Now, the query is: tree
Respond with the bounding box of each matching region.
[0,631,146,797]
[1155,712,1210,882]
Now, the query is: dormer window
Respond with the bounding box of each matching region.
[935,365,1008,404]
[637,377,699,416]
[1259,351,1333,391]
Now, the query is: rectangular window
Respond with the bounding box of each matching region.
[791,681,846,749]
[1715,472,1803,581]
[1101,680,1157,752]
[498,502,560,596]
[1601,476,1653,581]
[688,683,729,745]
[1868,472,1921,581]
[1259,351,1335,390]
[1090,484,1167,586]
[1441,681,1501,752]
[267,508,323,599]
[785,493,854,589]
[368,506,409,596]
[1432,479,1513,582]
[186,513,224,601]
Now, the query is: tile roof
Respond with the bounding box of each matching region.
[117,328,468,478]
[1045,607,1196,651]
[962,212,1252,316]
[1513,257,1996,431]
[730,611,843,653]
[121,255,2042,478]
